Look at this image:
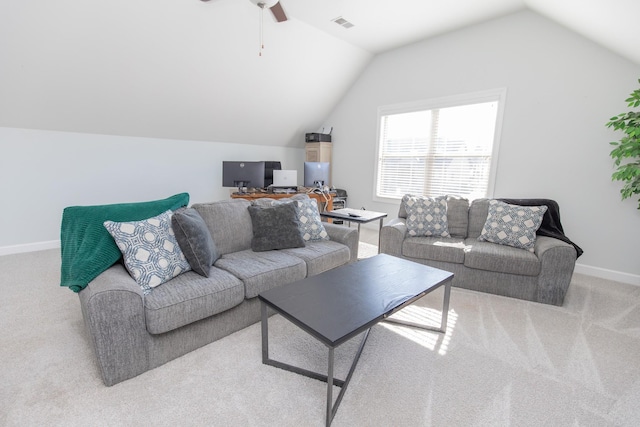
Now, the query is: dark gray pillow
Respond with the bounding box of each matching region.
[248,203,305,252]
[171,208,219,277]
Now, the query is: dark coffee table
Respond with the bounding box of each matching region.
[259,254,453,426]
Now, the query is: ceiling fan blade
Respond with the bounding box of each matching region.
[270,1,287,22]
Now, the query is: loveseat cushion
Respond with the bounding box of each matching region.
[143,268,245,334]
[192,200,253,256]
[402,237,466,264]
[468,198,490,239]
[214,249,307,298]
[282,240,351,276]
[445,196,470,238]
[463,239,541,276]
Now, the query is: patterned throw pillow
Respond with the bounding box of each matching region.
[104,210,191,293]
[272,195,329,241]
[403,194,450,237]
[478,200,548,252]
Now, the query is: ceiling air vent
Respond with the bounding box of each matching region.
[332,16,354,29]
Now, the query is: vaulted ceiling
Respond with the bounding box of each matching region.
[1,0,638,148]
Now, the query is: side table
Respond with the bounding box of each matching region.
[320,208,387,252]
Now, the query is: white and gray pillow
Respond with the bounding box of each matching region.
[402,194,450,238]
[271,194,329,241]
[104,210,191,293]
[478,199,547,252]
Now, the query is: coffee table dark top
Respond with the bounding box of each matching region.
[258,254,453,348]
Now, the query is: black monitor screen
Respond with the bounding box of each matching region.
[222,161,266,191]
[304,162,330,187]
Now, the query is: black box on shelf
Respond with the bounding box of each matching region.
[305,133,332,143]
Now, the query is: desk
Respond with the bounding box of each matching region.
[320,208,387,252]
[230,191,333,211]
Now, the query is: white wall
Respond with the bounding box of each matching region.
[325,10,640,283]
[0,0,371,148]
[0,127,303,253]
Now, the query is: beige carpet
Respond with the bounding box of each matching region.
[1,249,640,426]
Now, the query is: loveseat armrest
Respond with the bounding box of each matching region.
[533,236,577,306]
[380,218,407,257]
[324,223,359,262]
[78,264,149,386]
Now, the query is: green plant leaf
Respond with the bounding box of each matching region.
[607,79,640,208]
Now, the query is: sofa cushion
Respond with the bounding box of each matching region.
[478,200,547,252]
[172,208,219,277]
[103,210,191,294]
[248,203,306,251]
[192,199,253,256]
[282,240,351,276]
[214,249,307,298]
[463,239,541,276]
[468,198,490,239]
[445,196,470,238]
[402,194,450,237]
[143,268,245,334]
[402,237,467,264]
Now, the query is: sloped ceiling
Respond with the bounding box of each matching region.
[1,0,638,148]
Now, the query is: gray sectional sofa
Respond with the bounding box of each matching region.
[380,196,578,306]
[79,197,359,386]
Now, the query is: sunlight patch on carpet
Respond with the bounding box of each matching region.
[382,306,458,355]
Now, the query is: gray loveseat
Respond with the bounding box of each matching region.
[380,196,578,306]
[79,197,358,386]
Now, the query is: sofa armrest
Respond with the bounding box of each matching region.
[324,222,359,262]
[78,264,149,386]
[534,236,577,306]
[379,218,407,257]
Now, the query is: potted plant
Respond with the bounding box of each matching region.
[606,79,640,209]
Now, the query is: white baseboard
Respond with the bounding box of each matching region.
[0,240,60,257]
[574,263,640,287]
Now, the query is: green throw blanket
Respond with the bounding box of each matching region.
[60,193,190,292]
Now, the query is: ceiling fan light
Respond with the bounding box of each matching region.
[249,0,278,8]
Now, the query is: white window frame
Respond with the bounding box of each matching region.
[373,88,507,203]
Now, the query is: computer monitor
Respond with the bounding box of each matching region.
[222,161,266,193]
[304,162,330,188]
[263,161,282,187]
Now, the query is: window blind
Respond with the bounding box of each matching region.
[376,99,499,200]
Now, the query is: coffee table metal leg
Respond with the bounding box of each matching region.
[261,301,269,363]
[260,308,372,427]
[326,347,334,427]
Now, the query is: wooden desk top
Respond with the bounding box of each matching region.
[230,191,333,211]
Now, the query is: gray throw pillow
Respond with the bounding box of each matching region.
[172,208,219,277]
[248,203,305,252]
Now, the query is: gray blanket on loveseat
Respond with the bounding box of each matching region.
[498,198,582,258]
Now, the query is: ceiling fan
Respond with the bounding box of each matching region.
[249,0,288,23]
[199,0,288,23]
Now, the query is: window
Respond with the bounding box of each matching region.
[375,89,506,201]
